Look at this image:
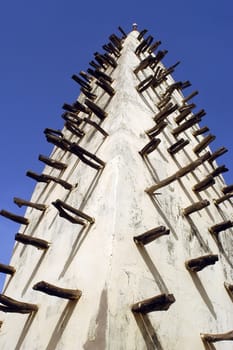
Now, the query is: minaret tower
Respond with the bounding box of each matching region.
[0,25,233,349]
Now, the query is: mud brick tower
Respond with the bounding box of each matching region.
[0,25,233,349]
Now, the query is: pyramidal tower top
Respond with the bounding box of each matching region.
[0,25,233,349]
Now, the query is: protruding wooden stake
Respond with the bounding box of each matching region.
[0,263,16,276]
[222,184,233,194]
[150,50,168,68]
[0,210,29,225]
[52,199,95,225]
[154,103,178,123]
[14,197,47,211]
[102,43,120,57]
[208,220,233,236]
[192,126,209,136]
[178,102,196,113]
[65,121,84,138]
[164,81,191,97]
[62,102,88,115]
[192,175,215,193]
[109,34,122,51]
[172,114,202,136]
[81,87,97,100]
[134,226,170,245]
[167,139,189,155]
[33,281,82,300]
[134,55,155,74]
[224,282,233,299]
[193,134,216,155]
[45,133,71,152]
[26,171,73,190]
[139,138,161,156]
[182,200,210,216]
[83,117,109,137]
[148,40,162,53]
[0,294,38,314]
[214,193,233,205]
[69,143,105,170]
[145,174,177,194]
[84,99,107,120]
[201,330,233,343]
[146,153,210,194]
[185,254,218,272]
[39,155,67,170]
[118,26,127,39]
[136,75,153,93]
[132,293,175,314]
[87,68,113,83]
[146,120,167,138]
[79,71,93,83]
[183,90,199,103]
[61,112,82,125]
[208,147,228,164]
[71,74,92,91]
[137,29,148,41]
[96,78,115,96]
[210,165,228,178]
[15,233,50,250]
[174,108,193,124]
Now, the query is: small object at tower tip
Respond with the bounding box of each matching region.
[132,23,138,30]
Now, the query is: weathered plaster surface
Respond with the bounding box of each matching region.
[0,30,233,349]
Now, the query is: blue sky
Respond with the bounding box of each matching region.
[0,0,233,289]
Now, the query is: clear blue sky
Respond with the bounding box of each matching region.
[0,0,233,289]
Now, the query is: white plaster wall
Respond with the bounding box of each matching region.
[0,30,233,350]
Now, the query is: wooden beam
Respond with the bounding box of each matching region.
[52,199,94,225]
[33,281,82,300]
[185,254,218,272]
[134,226,170,245]
[208,220,233,236]
[14,197,47,211]
[38,155,67,170]
[0,210,29,225]
[182,200,210,216]
[69,143,105,170]
[96,78,115,96]
[193,134,216,155]
[132,293,175,313]
[15,233,50,250]
[208,147,228,164]
[139,138,161,156]
[214,193,233,205]
[26,171,74,190]
[201,330,233,343]
[167,139,189,155]
[192,126,209,137]
[192,175,215,193]
[84,99,107,120]
[0,263,15,275]
[0,294,38,314]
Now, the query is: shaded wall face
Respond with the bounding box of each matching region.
[0,29,233,350]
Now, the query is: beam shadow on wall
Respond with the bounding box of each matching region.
[149,196,178,240]
[211,234,233,270]
[46,300,79,350]
[188,272,217,319]
[135,244,169,294]
[133,312,163,350]
[202,340,216,350]
[21,251,47,296]
[59,225,92,279]
[185,216,210,253]
[15,312,37,350]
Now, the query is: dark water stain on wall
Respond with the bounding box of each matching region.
[84,289,108,350]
